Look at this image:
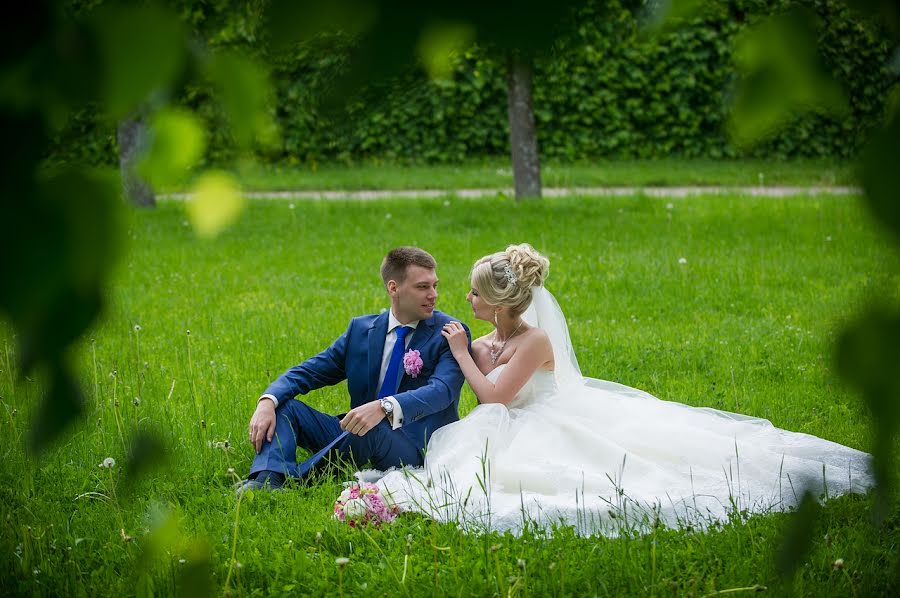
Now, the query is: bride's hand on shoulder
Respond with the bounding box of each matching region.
[441,321,469,357]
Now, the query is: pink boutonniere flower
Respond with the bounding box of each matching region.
[403,349,423,378]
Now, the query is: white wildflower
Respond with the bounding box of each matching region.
[678,257,687,264]
[337,488,353,503]
[99,457,116,469]
[133,324,141,332]
[335,557,350,567]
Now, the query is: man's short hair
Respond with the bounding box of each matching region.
[381,247,437,286]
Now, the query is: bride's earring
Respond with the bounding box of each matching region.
[494,310,499,327]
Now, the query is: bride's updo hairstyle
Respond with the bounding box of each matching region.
[471,243,549,317]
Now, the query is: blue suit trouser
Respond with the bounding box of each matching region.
[249,398,423,479]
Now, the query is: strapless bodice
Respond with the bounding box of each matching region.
[486,364,557,408]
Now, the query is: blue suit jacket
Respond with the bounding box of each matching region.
[263,310,469,451]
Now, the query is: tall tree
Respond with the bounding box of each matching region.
[117,112,155,207]
[506,53,542,199]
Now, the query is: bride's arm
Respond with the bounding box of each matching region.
[441,322,552,405]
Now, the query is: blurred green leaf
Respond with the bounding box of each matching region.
[122,430,168,496]
[177,539,215,598]
[207,51,279,149]
[775,490,822,578]
[729,10,848,146]
[3,168,122,371]
[90,4,186,119]
[265,0,378,49]
[417,22,475,81]
[27,365,84,454]
[186,170,245,238]
[138,108,206,188]
[843,0,900,39]
[859,111,900,240]
[836,306,900,521]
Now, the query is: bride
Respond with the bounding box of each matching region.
[373,244,874,535]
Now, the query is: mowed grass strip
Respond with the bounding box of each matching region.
[1,193,898,596]
[221,158,856,191]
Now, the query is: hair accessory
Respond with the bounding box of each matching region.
[503,265,518,286]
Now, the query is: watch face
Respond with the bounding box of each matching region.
[381,400,393,414]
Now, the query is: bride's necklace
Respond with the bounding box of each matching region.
[490,319,525,364]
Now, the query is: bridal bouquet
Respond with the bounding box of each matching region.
[333,482,399,527]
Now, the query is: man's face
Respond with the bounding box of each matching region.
[390,265,438,323]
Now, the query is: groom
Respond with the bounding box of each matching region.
[238,246,469,492]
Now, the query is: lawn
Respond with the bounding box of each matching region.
[221,158,857,191]
[1,191,898,596]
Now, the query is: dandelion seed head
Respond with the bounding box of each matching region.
[100,457,116,469]
[678,257,687,264]
[227,467,235,475]
[666,203,674,209]
[517,559,526,570]
[132,397,141,407]
[179,558,186,564]
[133,324,141,332]
[288,203,295,210]
[832,558,844,570]
[385,213,392,219]
[335,557,350,567]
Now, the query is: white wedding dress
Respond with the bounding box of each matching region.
[373,288,874,536]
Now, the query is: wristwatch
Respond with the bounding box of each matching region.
[379,398,394,423]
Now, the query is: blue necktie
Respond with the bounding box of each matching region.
[379,325,411,399]
[296,325,411,478]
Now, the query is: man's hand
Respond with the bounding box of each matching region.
[249,398,276,453]
[340,401,385,436]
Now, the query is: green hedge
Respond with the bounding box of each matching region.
[49,0,895,167]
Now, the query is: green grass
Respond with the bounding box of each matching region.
[219,158,857,191]
[2,193,899,596]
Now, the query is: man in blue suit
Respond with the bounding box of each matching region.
[238,247,469,492]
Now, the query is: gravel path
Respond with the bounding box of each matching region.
[161,185,862,201]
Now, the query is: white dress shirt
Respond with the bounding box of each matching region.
[260,310,416,430]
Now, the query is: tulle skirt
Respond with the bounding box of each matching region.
[374,378,873,536]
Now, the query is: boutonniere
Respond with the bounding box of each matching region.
[403,349,423,378]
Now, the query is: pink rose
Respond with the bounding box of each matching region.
[403,349,423,378]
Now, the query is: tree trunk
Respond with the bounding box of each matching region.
[117,114,155,207]
[506,54,542,200]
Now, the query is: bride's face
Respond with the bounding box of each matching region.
[466,283,492,323]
